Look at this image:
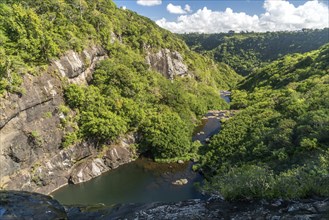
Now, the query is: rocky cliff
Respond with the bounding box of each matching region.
[0,46,137,194]
[146,49,190,80]
[0,44,194,194]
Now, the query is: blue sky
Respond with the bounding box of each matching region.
[113,0,329,33]
[114,0,308,21]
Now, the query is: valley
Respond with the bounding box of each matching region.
[0,0,328,219]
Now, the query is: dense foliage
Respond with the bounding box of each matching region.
[65,45,230,160]
[180,29,329,75]
[201,44,329,200]
[0,0,240,95]
[2,0,328,201]
[0,0,240,160]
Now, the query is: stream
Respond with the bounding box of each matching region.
[52,91,231,206]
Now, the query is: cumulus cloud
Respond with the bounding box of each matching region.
[167,3,191,14]
[137,0,162,6]
[167,3,186,14]
[184,4,192,13]
[156,0,329,33]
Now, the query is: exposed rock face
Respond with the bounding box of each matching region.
[1,191,328,220]
[3,135,136,194]
[0,45,193,194]
[65,197,329,220]
[50,46,107,84]
[0,72,65,191]
[0,46,136,194]
[146,49,189,80]
[0,191,67,219]
[68,135,136,185]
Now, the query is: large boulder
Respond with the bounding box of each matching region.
[0,191,67,219]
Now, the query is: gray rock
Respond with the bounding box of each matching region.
[0,46,135,195]
[272,199,283,207]
[146,49,189,80]
[64,197,329,220]
[0,207,6,216]
[2,192,326,220]
[0,191,67,219]
[51,46,107,84]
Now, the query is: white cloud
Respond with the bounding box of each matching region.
[156,0,329,33]
[167,3,187,14]
[137,0,161,6]
[184,4,192,13]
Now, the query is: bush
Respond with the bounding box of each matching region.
[141,108,192,159]
[205,165,275,200]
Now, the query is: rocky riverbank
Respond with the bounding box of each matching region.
[0,191,328,220]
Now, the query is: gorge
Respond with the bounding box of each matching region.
[0,0,328,219]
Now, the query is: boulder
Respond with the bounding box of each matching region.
[0,191,67,219]
[172,178,188,185]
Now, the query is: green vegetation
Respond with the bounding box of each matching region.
[201,44,329,200]
[2,0,328,201]
[180,29,329,75]
[0,0,239,95]
[0,0,239,159]
[65,45,230,159]
[28,130,43,147]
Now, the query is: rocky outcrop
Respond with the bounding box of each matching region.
[68,135,136,185]
[0,71,65,190]
[50,46,107,84]
[146,49,189,80]
[2,134,136,194]
[67,196,329,220]
[0,191,67,219]
[1,191,328,220]
[0,46,136,195]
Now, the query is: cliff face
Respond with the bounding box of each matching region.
[51,46,107,84]
[0,46,137,194]
[146,49,190,80]
[0,44,194,194]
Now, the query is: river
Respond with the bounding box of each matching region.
[52,91,231,206]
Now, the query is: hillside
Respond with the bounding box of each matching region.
[0,0,328,205]
[180,29,329,75]
[0,0,240,193]
[201,44,329,200]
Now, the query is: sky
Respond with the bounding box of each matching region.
[113,0,329,33]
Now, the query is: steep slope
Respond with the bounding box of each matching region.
[240,43,329,90]
[201,44,329,200]
[0,0,240,193]
[180,29,329,75]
